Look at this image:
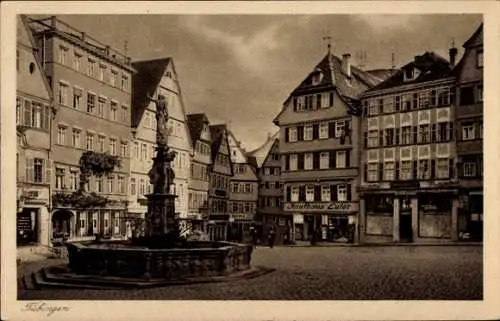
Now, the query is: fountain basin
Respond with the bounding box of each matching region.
[66,240,254,280]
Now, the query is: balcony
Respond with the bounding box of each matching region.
[282,168,358,182]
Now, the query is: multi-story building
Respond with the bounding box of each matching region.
[186,113,212,233]
[359,51,459,244]
[249,132,289,244]
[207,124,233,241]
[130,57,193,233]
[227,130,259,242]
[454,24,483,241]
[28,16,134,241]
[273,49,387,243]
[16,15,54,246]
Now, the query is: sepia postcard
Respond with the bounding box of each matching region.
[1,1,499,321]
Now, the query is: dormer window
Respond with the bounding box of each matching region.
[311,71,323,86]
[404,67,414,81]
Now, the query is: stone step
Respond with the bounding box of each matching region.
[32,271,121,290]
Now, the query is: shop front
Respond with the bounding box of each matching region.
[285,201,358,243]
[17,187,50,246]
[457,190,483,242]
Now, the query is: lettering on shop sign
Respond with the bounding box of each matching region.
[284,202,352,213]
[24,190,39,199]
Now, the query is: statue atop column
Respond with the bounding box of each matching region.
[147,93,176,195]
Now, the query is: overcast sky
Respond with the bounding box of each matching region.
[52,14,481,151]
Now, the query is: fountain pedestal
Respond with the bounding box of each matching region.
[145,193,177,239]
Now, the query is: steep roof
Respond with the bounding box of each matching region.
[463,23,483,48]
[209,124,227,162]
[186,113,209,145]
[366,68,399,82]
[247,131,279,168]
[131,57,171,128]
[365,52,453,93]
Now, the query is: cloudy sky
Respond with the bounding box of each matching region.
[52,14,481,151]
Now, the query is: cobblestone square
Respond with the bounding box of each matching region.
[18,245,482,300]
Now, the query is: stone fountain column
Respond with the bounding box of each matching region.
[145,94,178,240]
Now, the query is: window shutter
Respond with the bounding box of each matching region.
[285,155,290,170]
[331,185,338,201]
[345,121,351,138]
[412,160,418,179]
[378,163,384,181]
[449,159,454,178]
[312,124,319,139]
[286,186,291,202]
[313,152,319,169]
[395,162,400,180]
[24,101,32,127]
[329,92,334,106]
[363,164,368,182]
[285,128,289,142]
[45,159,52,185]
[430,159,436,179]
[412,126,418,144]
[316,94,321,109]
[298,126,304,141]
[328,122,334,138]
[346,150,350,168]
[329,151,336,168]
[293,98,297,112]
[43,105,50,130]
[26,157,34,183]
[363,132,367,148]
[431,124,436,143]
[449,122,454,141]
[379,130,384,146]
[314,186,321,201]
[395,128,400,145]
[347,184,352,201]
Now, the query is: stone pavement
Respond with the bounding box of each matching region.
[18,245,482,300]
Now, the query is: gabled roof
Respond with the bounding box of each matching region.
[366,68,399,82]
[187,113,210,145]
[209,124,234,176]
[463,23,483,48]
[365,52,453,93]
[247,131,279,168]
[131,57,171,128]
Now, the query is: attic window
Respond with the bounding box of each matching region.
[311,72,323,86]
[166,71,173,78]
[404,68,414,81]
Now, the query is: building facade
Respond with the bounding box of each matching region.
[29,16,134,241]
[227,130,259,242]
[16,15,54,246]
[359,51,460,244]
[130,58,192,233]
[207,125,233,241]
[454,24,483,241]
[274,50,386,243]
[186,113,212,233]
[249,132,290,244]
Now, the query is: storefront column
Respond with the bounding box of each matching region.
[359,198,366,244]
[393,197,400,242]
[451,198,459,242]
[411,197,419,242]
[39,206,50,246]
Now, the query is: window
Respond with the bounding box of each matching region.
[72,129,81,148]
[288,127,297,142]
[477,50,483,68]
[110,139,117,155]
[384,128,394,146]
[479,123,483,139]
[337,185,347,201]
[58,83,68,106]
[404,67,414,80]
[304,125,313,141]
[462,123,475,140]
[55,168,65,189]
[110,101,118,121]
[319,123,329,139]
[304,153,313,170]
[87,93,96,113]
[319,185,330,201]
[99,64,106,82]
[463,161,477,177]
[120,142,128,157]
[335,121,345,138]
[366,163,377,182]
[366,130,378,147]
[96,177,103,193]
[122,75,128,90]
[319,152,329,169]
[97,136,105,152]
[401,126,412,145]
[30,103,43,128]
[460,86,475,105]
[477,85,483,102]
[73,52,82,71]
[336,151,346,168]
[418,91,429,109]
[110,70,118,86]
[118,176,125,194]
[121,105,128,123]
[384,162,395,181]
[437,158,450,178]
[73,89,82,109]
[289,154,298,171]
[107,176,114,194]
[141,143,147,160]
[58,46,68,65]
[419,125,430,144]
[368,99,378,116]
[87,58,96,77]
[400,161,412,180]
[306,185,314,202]
[383,97,394,113]
[69,171,78,190]
[86,132,94,150]
[57,126,67,145]
[418,160,431,180]
[33,158,44,183]
[291,186,299,202]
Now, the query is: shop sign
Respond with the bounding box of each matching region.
[24,190,39,199]
[230,214,252,221]
[391,181,419,190]
[284,202,353,213]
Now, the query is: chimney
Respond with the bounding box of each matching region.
[342,53,352,77]
[449,40,458,68]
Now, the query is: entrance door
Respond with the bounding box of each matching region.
[399,211,413,242]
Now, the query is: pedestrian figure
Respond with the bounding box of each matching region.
[310,228,317,245]
[268,227,276,248]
